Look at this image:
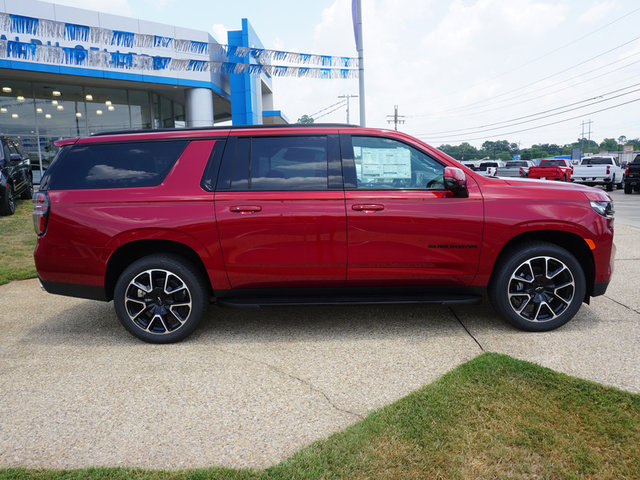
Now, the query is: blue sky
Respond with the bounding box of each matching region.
[52,0,640,148]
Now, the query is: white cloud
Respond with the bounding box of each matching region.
[578,1,618,24]
[271,0,640,147]
[211,23,229,44]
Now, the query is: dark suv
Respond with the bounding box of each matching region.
[34,125,615,343]
[0,136,33,215]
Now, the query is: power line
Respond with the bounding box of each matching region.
[309,99,346,118]
[455,5,640,91]
[419,33,640,117]
[421,96,640,144]
[409,50,640,120]
[414,81,640,137]
[315,102,348,120]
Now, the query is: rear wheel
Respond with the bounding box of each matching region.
[113,254,209,343]
[625,183,633,194]
[489,242,585,331]
[606,178,614,191]
[562,174,567,182]
[0,184,15,216]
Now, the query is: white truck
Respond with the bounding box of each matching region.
[572,156,624,191]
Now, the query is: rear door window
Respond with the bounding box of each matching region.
[47,140,188,190]
[225,136,329,191]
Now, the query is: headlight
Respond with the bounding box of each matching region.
[590,200,614,218]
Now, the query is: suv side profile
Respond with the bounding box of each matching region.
[0,136,33,215]
[34,125,615,343]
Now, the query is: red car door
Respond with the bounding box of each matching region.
[341,133,484,286]
[214,133,347,289]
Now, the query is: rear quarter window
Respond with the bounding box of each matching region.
[47,140,188,190]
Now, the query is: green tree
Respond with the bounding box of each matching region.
[599,138,618,151]
[297,114,314,124]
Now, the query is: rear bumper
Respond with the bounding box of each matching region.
[39,278,107,301]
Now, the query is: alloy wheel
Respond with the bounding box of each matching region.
[124,268,192,335]
[507,256,575,323]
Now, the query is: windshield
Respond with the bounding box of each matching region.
[505,161,526,167]
[539,160,564,167]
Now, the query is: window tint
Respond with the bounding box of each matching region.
[229,136,328,191]
[1,140,11,163]
[352,136,444,190]
[48,140,188,190]
[582,157,611,165]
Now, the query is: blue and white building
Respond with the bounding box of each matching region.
[0,0,286,176]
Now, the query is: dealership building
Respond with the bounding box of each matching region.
[0,0,286,178]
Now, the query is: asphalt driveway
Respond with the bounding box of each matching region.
[0,221,638,470]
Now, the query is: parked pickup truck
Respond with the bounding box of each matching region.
[624,154,640,194]
[496,160,535,177]
[527,159,573,181]
[476,160,505,177]
[572,156,623,191]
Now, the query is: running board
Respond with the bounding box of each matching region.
[216,294,481,308]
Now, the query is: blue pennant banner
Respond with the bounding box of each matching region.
[0,12,357,68]
[0,38,359,78]
[64,23,89,42]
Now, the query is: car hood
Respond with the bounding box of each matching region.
[497,176,612,200]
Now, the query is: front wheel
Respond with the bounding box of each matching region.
[489,242,586,331]
[20,177,33,199]
[113,254,209,343]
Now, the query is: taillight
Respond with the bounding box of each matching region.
[519,167,524,176]
[626,165,630,175]
[33,191,50,236]
[606,165,611,175]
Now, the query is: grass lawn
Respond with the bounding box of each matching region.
[2,353,638,480]
[0,198,37,285]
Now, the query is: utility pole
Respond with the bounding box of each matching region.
[338,94,358,124]
[580,119,593,154]
[386,105,405,131]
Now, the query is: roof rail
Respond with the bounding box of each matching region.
[91,123,357,137]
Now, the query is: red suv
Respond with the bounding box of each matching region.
[33,125,615,343]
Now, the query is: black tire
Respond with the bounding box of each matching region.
[489,242,586,332]
[113,254,209,343]
[635,185,640,192]
[20,176,33,199]
[625,183,633,194]
[0,184,15,216]
[605,180,614,191]
[562,175,567,182]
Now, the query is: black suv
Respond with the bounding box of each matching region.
[0,136,33,215]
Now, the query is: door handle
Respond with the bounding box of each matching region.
[230,205,262,214]
[351,204,384,212]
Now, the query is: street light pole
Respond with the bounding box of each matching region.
[355,0,365,127]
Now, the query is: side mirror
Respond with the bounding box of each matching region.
[444,166,469,198]
[9,153,22,162]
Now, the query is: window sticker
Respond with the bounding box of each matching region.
[359,147,411,180]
